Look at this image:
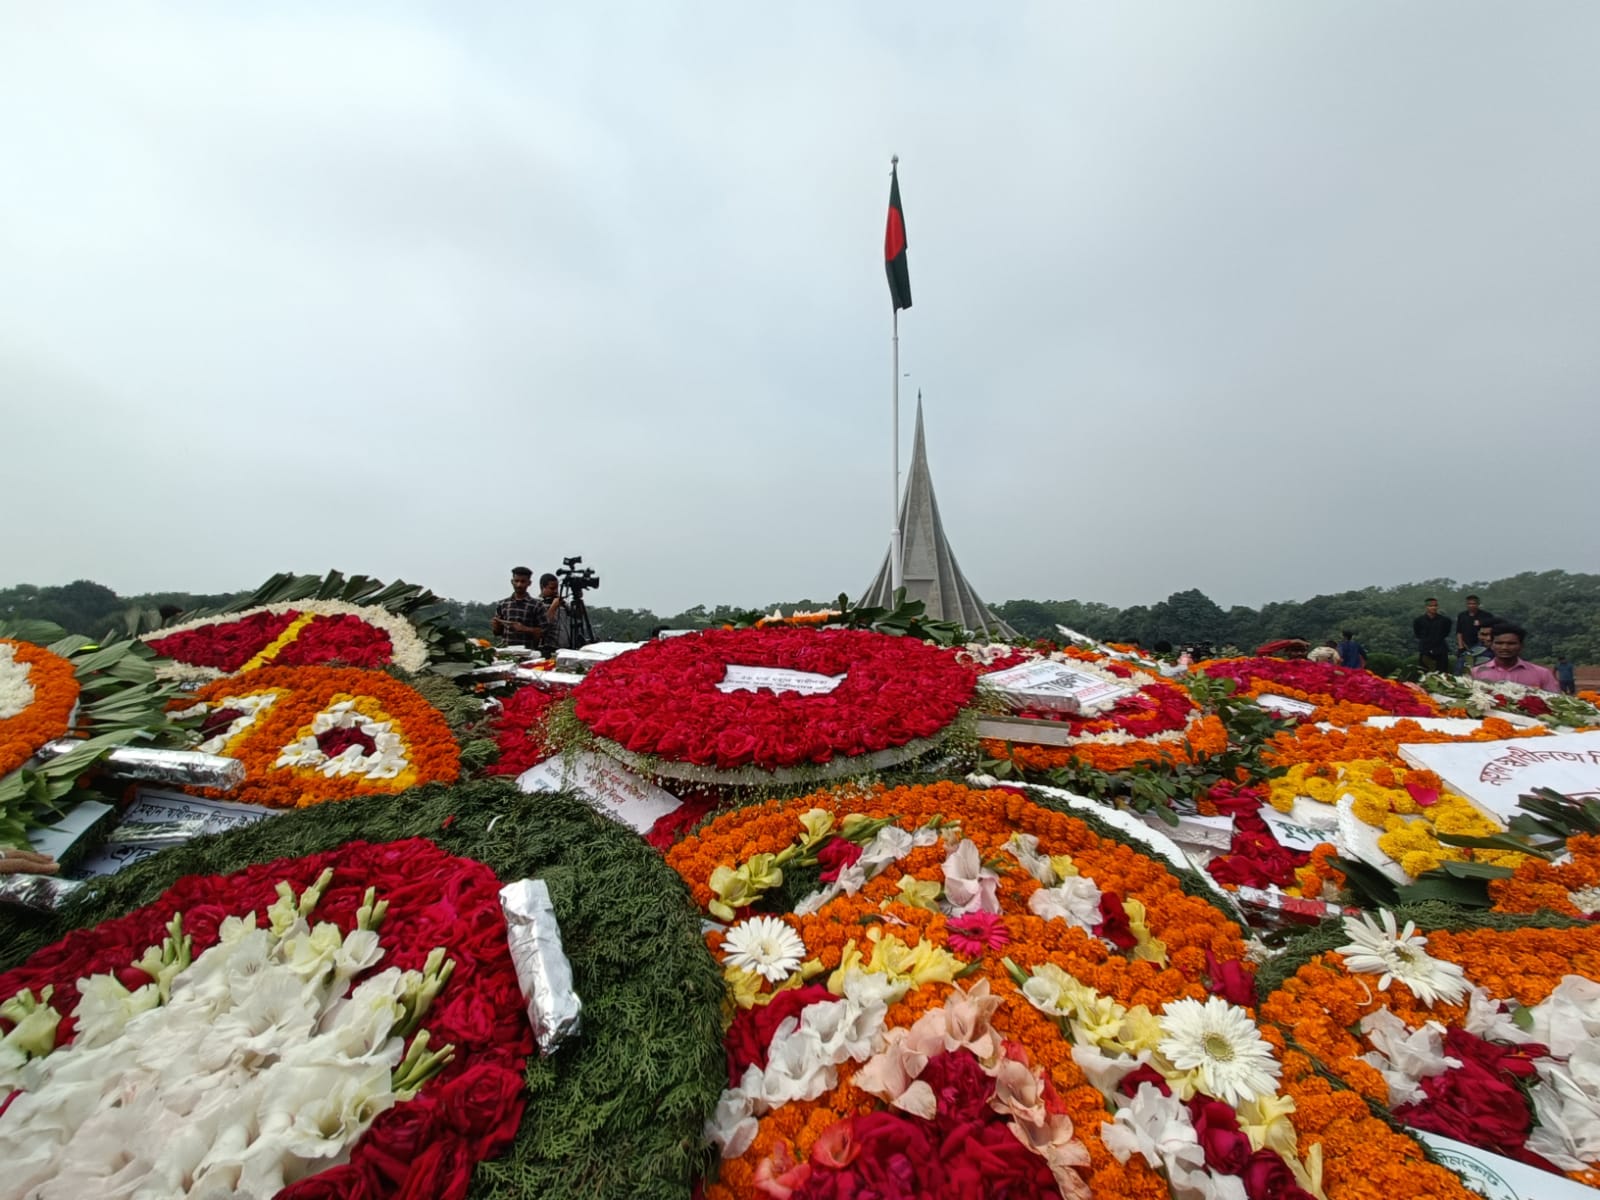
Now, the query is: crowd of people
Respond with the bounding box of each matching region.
[1405,594,1576,694]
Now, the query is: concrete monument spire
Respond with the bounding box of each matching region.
[859,396,1017,637]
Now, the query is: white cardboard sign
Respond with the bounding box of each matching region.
[1417,1131,1595,1200]
[983,661,1134,714]
[1398,730,1600,823]
[715,665,846,696]
[1258,806,1335,852]
[516,752,683,834]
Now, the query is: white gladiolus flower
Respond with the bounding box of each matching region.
[0,887,432,1199]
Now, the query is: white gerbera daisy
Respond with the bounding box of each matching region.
[1336,910,1468,1007]
[721,916,806,983]
[1157,996,1281,1106]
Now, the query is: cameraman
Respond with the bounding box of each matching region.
[536,572,565,656]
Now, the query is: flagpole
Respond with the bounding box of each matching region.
[891,304,903,593]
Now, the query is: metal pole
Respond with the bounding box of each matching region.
[890,307,903,592]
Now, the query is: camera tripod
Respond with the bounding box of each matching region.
[559,586,597,649]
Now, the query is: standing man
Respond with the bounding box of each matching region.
[491,567,548,650]
[1336,630,1366,670]
[1556,658,1578,696]
[1454,595,1496,673]
[1472,623,1562,692]
[1412,598,1454,674]
[536,572,565,657]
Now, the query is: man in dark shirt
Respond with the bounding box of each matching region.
[491,567,549,650]
[1412,597,1453,673]
[1454,595,1496,673]
[1337,631,1366,670]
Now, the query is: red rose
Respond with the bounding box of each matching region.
[1118,1063,1171,1098]
[435,1061,527,1152]
[1240,1148,1314,1200]
[1095,891,1137,950]
[276,1164,376,1199]
[1205,949,1258,1007]
[351,1093,443,1189]
[1394,1059,1532,1153]
[1188,1097,1251,1174]
[816,838,864,883]
[917,1049,995,1123]
[394,1138,474,1200]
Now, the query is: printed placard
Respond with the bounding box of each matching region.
[983,660,1134,714]
[74,789,278,878]
[1398,730,1600,823]
[716,665,846,696]
[1258,806,1335,853]
[517,752,683,834]
[1416,1132,1594,1200]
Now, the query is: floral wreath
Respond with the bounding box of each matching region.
[1260,911,1600,1189]
[485,685,558,778]
[1421,671,1600,731]
[0,779,726,1200]
[0,836,532,1199]
[1262,718,1553,882]
[174,666,460,808]
[1196,658,1436,726]
[0,638,80,780]
[572,627,976,775]
[667,781,1475,1199]
[146,600,432,682]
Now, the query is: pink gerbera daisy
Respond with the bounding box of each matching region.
[946,910,1011,956]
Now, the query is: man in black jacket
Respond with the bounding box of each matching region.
[1413,597,1454,673]
[1454,595,1495,673]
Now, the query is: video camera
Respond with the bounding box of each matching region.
[556,555,600,596]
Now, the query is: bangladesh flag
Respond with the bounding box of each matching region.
[884,165,912,311]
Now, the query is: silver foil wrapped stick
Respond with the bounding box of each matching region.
[0,873,84,913]
[499,878,582,1055]
[36,742,246,791]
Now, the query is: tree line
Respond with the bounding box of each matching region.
[2,571,1595,665]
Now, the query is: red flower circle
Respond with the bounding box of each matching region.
[572,628,976,771]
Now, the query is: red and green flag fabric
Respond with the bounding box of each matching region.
[884,165,912,311]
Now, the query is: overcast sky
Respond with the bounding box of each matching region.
[3,3,1597,615]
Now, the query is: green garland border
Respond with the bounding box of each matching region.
[548,692,994,805]
[0,778,725,1200]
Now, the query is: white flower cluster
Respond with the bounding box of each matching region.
[0,642,37,721]
[274,700,409,780]
[0,874,454,1200]
[705,969,897,1158]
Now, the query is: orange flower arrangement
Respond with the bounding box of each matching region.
[177,666,459,808]
[1489,834,1600,918]
[1263,716,1547,771]
[672,783,1466,1198]
[0,638,81,778]
[1263,920,1600,1187]
[1269,1043,1475,1200]
[981,713,1228,774]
